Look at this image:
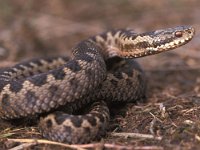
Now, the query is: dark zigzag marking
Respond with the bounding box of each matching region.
[54,112,70,125]
[92,112,105,123]
[9,80,24,93]
[28,74,47,86]
[51,69,66,80]
[0,81,8,93]
[70,116,83,128]
[1,94,10,107]
[84,115,97,126]
[46,119,53,128]
[64,60,81,72]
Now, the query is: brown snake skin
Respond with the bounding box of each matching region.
[0,26,194,143]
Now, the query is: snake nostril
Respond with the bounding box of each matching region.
[175,31,183,37]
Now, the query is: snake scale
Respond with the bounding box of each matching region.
[0,26,194,143]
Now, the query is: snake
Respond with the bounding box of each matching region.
[0,26,194,144]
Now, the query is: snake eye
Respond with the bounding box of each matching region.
[175,31,183,37]
[187,30,192,34]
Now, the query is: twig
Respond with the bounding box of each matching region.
[104,144,163,150]
[149,112,163,123]
[149,116,157,135]
[9,142,37,150]
[111,132,162,140]
[7,138,86,150]
[7,138,164,150]
[79,143,163,150]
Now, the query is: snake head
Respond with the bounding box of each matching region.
[144,25,195,54]
[119,26,194,58]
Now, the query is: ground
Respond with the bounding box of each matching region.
[0,0,199,149]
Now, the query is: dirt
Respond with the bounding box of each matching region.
[0,0,200,149]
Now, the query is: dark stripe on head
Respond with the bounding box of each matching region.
[135,41,150,49]
[153,38,174,47]
[124,44,133,50]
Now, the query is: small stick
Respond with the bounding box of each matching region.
[7,139,86,150]
[9,142,37,150]
[79,143,163,150]
[111,132,162,140]
[104,144,163,150]
[7,138,164,150]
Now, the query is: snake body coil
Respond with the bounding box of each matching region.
[0,26,194,143]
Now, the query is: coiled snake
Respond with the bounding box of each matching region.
[0,26,194,143]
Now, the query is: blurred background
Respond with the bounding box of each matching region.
[0,0,199,68]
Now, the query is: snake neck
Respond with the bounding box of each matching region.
[90,26,194,59]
